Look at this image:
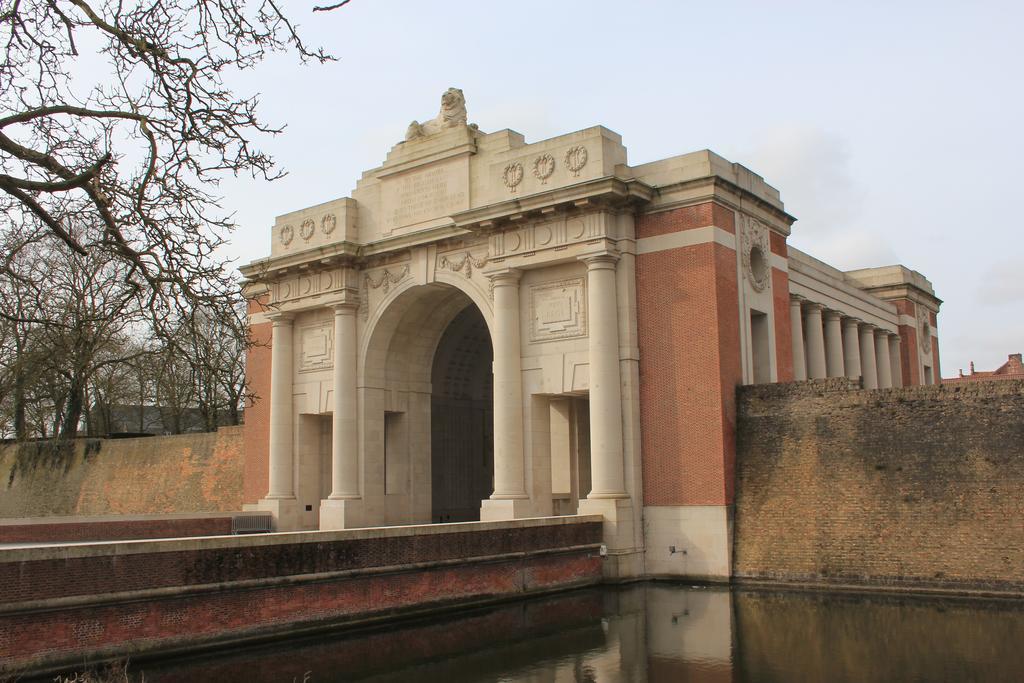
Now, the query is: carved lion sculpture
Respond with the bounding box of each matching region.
[405,87,469,140]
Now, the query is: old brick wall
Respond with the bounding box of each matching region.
[734,379,1024,592]
[0,427,244,518]
[0,515,240,543]
[0,517,603,677]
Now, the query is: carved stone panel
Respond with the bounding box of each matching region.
[272,268,349,305]
[530,278,587,343]
[380,157,469,232]
[299,321,334,373]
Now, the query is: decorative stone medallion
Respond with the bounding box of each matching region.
[503,162,524,193]
[918,307,933,353]
[533,154,555,184]
[300,218,316,241]
[741,218,771,292]
[279,224,294,246]
[530,278,587,343]
[564,146,588,177]
[322,214,337,236]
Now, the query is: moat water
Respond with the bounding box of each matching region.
[102,584,1024,682]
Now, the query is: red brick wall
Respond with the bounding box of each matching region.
[637,203,742,506]
[638,202,720,238]
[0,519,602,676]
[0,516,241,544]
[898,324,920,386]
[244,301,272,504]
[734,379,1024,592]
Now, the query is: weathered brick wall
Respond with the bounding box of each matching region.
[0,517,603,677]
[0,427,244,518]
[734,379,1024,592]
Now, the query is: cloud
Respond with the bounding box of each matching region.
[734,124,896,269]
[975,260,1022,307]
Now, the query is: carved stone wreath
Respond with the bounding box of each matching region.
[279,224,294,246]
[503,162,524,192]
[300,219,316,241]
[918,307,933,353]
[533,154,555,184]
[564,146,588,177]
[741,218,771,292]
[322,214,337,236]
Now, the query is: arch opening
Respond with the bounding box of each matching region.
[430,304,493,522]
[361,282,494,526]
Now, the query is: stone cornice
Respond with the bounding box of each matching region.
[452,176,654,232]
[240,241,360,280]
[646,175,797,233]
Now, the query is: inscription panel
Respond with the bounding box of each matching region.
[381,158,469,232]
[299,321,334,372]
[530,278,587,343]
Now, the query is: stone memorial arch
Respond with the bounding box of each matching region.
[242,88,940,580]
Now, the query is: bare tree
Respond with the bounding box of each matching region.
[0,226,149,439]
[0,1,343,441]
[0,0,333,327]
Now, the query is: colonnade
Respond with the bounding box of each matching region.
[488,256,627,503]
[265,304,360,509]
[789,296,902,389]
[264,251,630,523]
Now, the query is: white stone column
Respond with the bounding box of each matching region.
[330,303,359,498]
[859,323,878,390]
[583,254,627,498]
[875,329,893,389]
[804,303,827,380]
[267,313,295,499]
[790,297,807,381]
[823,310,845,378]
[486,269,527,504]
[842,317,862,380]
[889,334,903,388]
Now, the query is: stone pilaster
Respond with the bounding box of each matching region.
[859,323,878,390]
[804,303,827,380]
[267,313,295,499]
[842,317,862,380]
[888,334,903,388]
[258,312,302,531]
[580,253,627,498]
[824,310,845,378]
[481,268,529,520]
[321,301,361,530]
[790,297,807,381]
[875,329,893,389]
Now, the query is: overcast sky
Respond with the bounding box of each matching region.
[215,0,1022,377]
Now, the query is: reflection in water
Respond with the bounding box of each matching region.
[134,584,1024,682]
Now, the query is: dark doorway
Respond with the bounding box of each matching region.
[430,304,494,522]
